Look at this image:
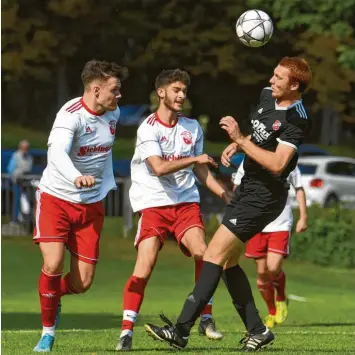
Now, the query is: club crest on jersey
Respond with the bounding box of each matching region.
[181,131,192,145]
[272,120,281,131]
[109,120,116,135]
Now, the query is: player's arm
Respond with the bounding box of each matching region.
[220,114,307,176]
[221,136,251,168]
[236,139,295,176]
[48,113,94,188]
[147,154,217,177]
[292,167,308,233]
[193,164,232,203]
[295,187,307,232]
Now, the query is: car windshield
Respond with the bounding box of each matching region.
[298,163,318,175]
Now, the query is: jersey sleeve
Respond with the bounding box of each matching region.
[289,166,303,189]
[232,161,245,185]
[136,123,162,161]
[194,123,204,156]
[47,112,82,183]
[277,111,309,150]
[259,87,273,102]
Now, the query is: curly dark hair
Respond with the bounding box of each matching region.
[155,69,190,90]
[81,59,128,88]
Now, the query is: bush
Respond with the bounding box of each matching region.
[289,206,355,269]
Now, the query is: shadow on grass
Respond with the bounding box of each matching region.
[1,313,163,330]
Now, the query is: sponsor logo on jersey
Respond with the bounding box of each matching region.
[109,120,117,135]
[181,130,192,144]
[160,136,168,143]
[272,120,281,131]
[77,145,112,157]
[258,108,263,114]
[162,154,188,161]
[229,218,237,225]
[251,119,271,143]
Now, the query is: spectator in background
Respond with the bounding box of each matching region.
[7,140,33,224]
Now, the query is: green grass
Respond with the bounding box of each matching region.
[3,123,355,158]
[2,218,355,354]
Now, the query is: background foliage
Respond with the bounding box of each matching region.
[2,0,355,142]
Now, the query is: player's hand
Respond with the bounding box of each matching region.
[74,175,96,188]
[195,154,218,168]
[220,116,243,143]
[221,143,238,167]
[296,218,308,233]
[221,189,233,204]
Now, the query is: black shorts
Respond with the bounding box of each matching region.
[222,182,288,243]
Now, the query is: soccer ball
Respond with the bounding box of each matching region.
[236,10,273,47]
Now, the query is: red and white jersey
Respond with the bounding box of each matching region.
[39,97,120,204]
[233,163,303,232]
[129,113,204,212]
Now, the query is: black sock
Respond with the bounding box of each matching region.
[222,264,266,334]
[176,261,223,337]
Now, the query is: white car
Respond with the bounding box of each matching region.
[292,156,355,208]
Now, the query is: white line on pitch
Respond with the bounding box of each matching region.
[2,329,355,335]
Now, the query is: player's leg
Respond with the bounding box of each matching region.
[267,252,288,324]
[33,191,69,352]
[62,254,97,294]
[118,237,160,344]
[145,224,238,349]
[267,231,290,324]
[35,242,65,352]
[180,226,223,340]
[255,257,276,328]
[246,232,276,327]
[118,207,168,351]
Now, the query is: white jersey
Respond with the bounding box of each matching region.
[129,113,204,212]
[233,162,303,232]
[39,97,120,204]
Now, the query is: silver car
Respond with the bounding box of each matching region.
[292,156,355,208]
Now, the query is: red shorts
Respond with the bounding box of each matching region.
[134,202,204,256]
[245,231,290,258]
[33,190,105,264]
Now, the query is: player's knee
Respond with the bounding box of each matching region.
[71,277,93,293]
[191,245,206,260]
[42,261,64,275]
[268,267,282,279]
[257,271,270,282]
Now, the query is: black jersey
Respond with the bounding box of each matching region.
[243,87,310,185]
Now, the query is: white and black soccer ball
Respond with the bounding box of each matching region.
[236,10,273,47]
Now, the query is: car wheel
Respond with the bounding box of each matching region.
[324,194,339,208]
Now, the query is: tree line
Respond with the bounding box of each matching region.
[2,0,355,143]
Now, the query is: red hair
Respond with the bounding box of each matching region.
[278,57,312,93]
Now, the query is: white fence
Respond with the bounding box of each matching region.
[1,174,133,237]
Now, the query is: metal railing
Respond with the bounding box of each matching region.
[1,174,133,237]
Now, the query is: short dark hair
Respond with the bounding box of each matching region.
[81,59,128,88]
[155,69,190,90]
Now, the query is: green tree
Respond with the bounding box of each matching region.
[249,0,355,70]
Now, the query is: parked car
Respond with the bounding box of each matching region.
[296,156,355,208]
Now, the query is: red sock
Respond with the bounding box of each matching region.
[195,259,213,317]
[60,273,81,296]
[38,269,62,327]
[122,275,147,331]
[271,271,286,301]
[257,278,276,315]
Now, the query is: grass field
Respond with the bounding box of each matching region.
[2,220,355,354]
